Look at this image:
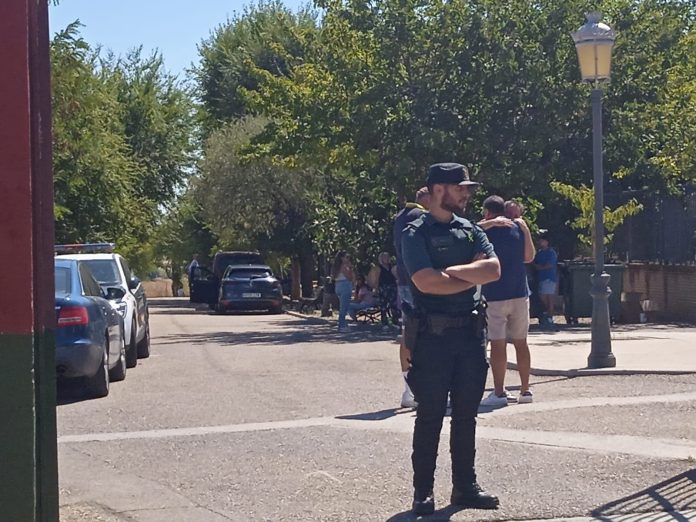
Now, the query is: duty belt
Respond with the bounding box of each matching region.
[425,313,475,335]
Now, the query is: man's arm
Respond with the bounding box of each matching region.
[411,268,476,294]
[515,219,535,263]
[477,216,514,231]
[444,257,501,285]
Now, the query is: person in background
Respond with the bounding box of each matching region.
[504,200,524,220]
[534,232,558,326]
[332,251,355,332]
[477,196,535,407]
[393,187,430,408]
[186,254,199,299]
[371,252,398,327]
[348,275,377,320]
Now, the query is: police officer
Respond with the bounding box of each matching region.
[401,163,501,515]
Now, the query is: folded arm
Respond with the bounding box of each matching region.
[444,257,501,285]
[411,268,477,294]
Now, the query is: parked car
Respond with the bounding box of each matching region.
[192,263,283,313]
[220,265,284,313]
[55,258,127,398]
[56,244,150,367]
[190,251,265,306]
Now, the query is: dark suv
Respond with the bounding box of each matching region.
[191,251,275,310]
[217,265,283,313]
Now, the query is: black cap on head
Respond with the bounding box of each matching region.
[426,163,479,187]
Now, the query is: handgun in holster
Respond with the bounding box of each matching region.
[401,302,421,351]
[473,298,488,336]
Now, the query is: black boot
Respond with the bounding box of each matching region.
[412,490,435,516]
[451,483,499,509]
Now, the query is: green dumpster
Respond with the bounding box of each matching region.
[559,263,625,324]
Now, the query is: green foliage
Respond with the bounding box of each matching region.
[51,22,196,273]
[194,0,318,135]
[103,49,196,207]
[550,181,643,248]
[237,0,695,260]
[52,23,142,247]
[152,196,217,277]
[196,117,318,257]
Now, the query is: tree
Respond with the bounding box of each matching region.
[244,0,696,260]
[52,23,144,249]
[196,117,319,297]
[550,181,643,250]
[52,22,197,272]
[194,0,318,135]
[104,49,196,208]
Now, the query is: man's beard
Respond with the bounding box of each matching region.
[441,191,468,214]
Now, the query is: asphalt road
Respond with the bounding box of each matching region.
[58,298,696,521]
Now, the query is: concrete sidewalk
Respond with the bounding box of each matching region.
[511,323,696,376]
[286,305,696,376]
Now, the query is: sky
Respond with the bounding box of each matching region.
[49,0,305,79]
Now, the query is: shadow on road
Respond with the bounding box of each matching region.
[156,324,398,347]
[385,505,466,521]
[592,469,696,520]
[56,378,95,405]
[336,408,415,421]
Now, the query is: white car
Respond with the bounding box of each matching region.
[56,245,150,368]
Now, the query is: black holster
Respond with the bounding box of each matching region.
[402,304,421,350]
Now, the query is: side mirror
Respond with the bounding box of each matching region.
[105,286,126,300]
[128,276,140,290]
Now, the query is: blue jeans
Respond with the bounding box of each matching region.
[335,280,353,328]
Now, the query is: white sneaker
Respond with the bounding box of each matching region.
[401,390,418,408]
[480,391,509,407]
[518,390,534,404]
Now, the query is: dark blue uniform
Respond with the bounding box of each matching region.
[401,212,496,498]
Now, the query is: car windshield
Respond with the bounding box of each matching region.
[226,269,271,279]
[55,267,71,294]
[83,259,120,285]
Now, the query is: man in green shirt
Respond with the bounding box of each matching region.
[401,163,501,515]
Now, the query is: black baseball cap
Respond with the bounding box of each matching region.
[426,163,480,187]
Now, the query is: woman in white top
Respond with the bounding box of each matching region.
[332,251,354,331]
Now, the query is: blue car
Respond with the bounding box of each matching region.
[55,258,127,398]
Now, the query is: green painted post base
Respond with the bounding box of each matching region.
[0,332,58,521]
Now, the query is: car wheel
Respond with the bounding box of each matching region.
[137,322,150,359]
[109,334,127,382]
[87,341,110,398]
[125,322,138,368]
[270,305,283,314]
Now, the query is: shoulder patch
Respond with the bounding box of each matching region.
[405,214,427,231]
[453,216,474,230]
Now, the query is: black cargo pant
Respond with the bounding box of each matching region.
[406,320,488,493]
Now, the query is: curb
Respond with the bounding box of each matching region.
[285,310,334,325]
[507,361,696,377]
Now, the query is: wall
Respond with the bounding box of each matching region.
[623,263,696,323]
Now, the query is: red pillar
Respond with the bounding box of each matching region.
[0,0,58,520]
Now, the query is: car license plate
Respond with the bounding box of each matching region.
[242,293,261,298]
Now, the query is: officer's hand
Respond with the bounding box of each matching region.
[514,217,530,230]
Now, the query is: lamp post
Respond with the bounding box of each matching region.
[572,12,617,368]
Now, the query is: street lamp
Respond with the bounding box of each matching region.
[572,12,617,368]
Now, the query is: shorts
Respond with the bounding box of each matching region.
[538,279,557,295]
[398,285,414,308]
[486,297,530,341]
